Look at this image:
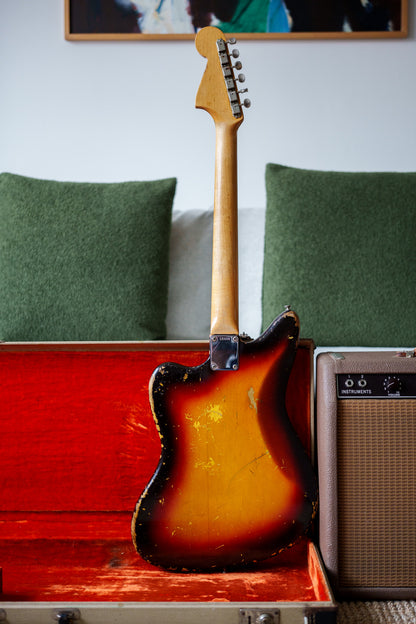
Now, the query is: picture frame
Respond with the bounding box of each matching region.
[65,0,408,41]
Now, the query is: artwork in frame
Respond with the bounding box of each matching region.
[64,0,408,40]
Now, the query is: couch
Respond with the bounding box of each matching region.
[1,166,415,348]
[166,206,264,341]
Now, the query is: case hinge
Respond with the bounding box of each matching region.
[53,609,81,623]
[239,609,280,624]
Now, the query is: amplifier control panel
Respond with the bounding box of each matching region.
[337,373,416,398]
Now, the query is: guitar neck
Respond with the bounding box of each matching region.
[210,122,240,337]
[194,25,246,340]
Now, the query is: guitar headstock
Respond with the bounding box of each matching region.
[195,26,250,127]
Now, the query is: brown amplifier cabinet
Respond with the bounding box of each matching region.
[316,351,416,599]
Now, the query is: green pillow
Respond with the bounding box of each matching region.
[262,163,416,346]
[0,173,176,341]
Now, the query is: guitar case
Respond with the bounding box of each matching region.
[0,339,336,623]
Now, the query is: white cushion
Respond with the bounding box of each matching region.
[166,208,265,340]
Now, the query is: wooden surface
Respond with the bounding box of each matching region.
[195,27,242,336]
[210,122,240,336]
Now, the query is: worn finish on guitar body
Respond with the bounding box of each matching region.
[132,26,317,572]
[132,309,318,571]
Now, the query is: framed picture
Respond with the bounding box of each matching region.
[65,0,408,40]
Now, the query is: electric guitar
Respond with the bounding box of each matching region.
[131,26,317,572]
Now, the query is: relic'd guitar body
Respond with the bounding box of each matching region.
[131,26,317,572]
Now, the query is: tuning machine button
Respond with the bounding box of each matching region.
[216,36,250,116]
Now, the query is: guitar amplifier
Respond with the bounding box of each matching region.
[316,350,416,599]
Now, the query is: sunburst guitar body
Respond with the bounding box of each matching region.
[131,26,318,572]
[132,310,317,571]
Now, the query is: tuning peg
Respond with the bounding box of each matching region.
[233,61,242,70]
[238,88,248,94]
[230,49,240,58]
[237,73,245,83]
[227,38,237,44]
[242,98,251,108]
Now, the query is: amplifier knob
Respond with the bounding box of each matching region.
[383,375,401,394]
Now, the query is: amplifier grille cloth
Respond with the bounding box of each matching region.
[337,399,416,588]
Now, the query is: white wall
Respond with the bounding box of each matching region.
[1,1,415,213]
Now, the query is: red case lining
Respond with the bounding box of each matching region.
[0,341,330,603]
